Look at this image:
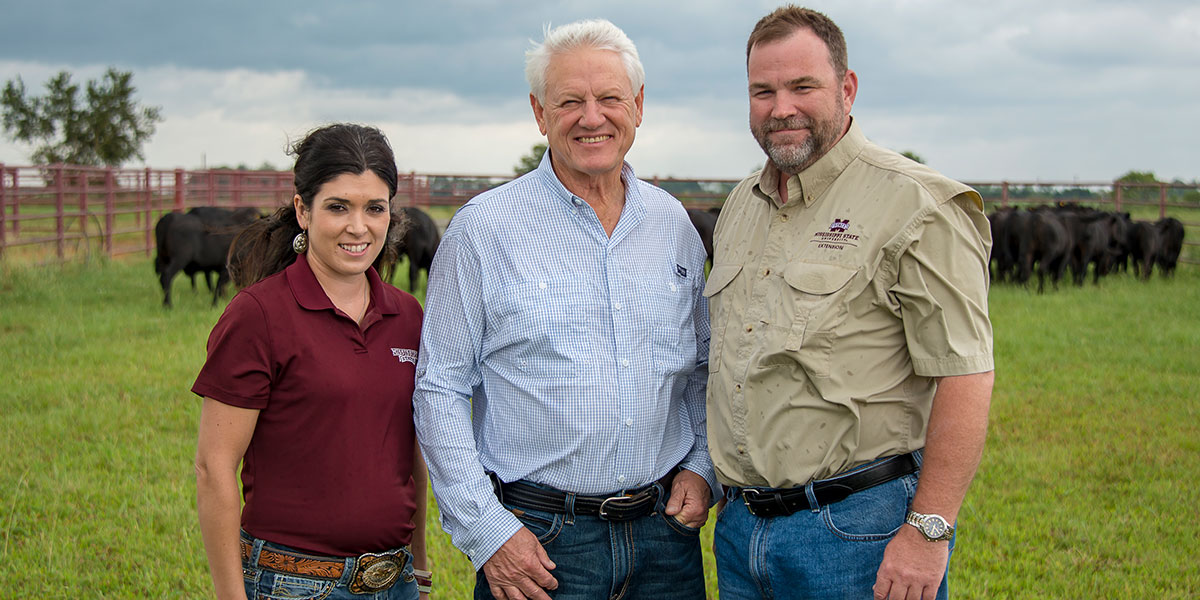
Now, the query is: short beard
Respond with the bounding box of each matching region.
[751,103,844,175]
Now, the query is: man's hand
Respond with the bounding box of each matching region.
[481,528,558,600]
[664,468,711,529]
[872,525,949,600]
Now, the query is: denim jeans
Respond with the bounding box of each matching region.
[714,470,954,600]
[475,482,707,599]
[241,533,419,600]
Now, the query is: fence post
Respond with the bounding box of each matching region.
[11,168,19,238]
[174,169,185,212]
[144,168,153,256]
[207,169,216,207]
[105,169,115,256]
[55,164,65,260]
[1113,181,1122,212]
[1159,182,1167,219]
[80,167,89,252]
[0,163,6,256]
[1001,182,1009,208]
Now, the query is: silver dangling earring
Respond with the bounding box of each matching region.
[292,230,308,254]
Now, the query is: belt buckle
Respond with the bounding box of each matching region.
[740,488,762,517]
[348,550,405,594]
[598,495,634,520]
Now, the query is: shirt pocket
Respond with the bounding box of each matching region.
[781,262,857,378]
[702,264,742,374]
[642,276,697,377]
[487,278,597,379]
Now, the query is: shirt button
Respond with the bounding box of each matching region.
[617,475,626,483]
[762,268,771,277]
[745,324,753,333]
[538,281,547,290]
[625,418,633,427]
[621,358,630,367]
[669,283,678,292]
[736,444,746,454]
[614,302,622,311]
[780,213,789,222]
[734,384,742,392]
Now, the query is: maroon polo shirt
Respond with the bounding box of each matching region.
[193,255,423,556]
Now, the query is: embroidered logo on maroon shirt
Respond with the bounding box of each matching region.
[391,348,418,364]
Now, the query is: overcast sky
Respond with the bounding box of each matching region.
[1,0,1197,183]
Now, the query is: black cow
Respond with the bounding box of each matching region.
[156,207,259,307]
[988,207,1016,282]
[1128,221,1161,281]
[686,207,719,267]
[1154,217,1185,278]
[1070,211,1116,285]
[391,207,440,293]
[154,212,211,292]
[1008,208,1071,293]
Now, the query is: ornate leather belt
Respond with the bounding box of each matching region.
[240,539,408,594]
[737,452,920,518]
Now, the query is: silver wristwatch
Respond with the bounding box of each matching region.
[905,511,955,541]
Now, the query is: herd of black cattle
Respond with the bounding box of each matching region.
[989,204,1186,293]
[153,203,1186,306]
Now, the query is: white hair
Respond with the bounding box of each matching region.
[525,19,646,104]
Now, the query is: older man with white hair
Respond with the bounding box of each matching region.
[414,18,716,600]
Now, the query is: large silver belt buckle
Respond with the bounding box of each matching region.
[349,551,405,594]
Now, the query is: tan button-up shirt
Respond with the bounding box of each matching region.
[705,120,993,488]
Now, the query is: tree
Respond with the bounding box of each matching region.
[513,142,547,175]
[1115,170,1159,203]
[899,150,925,164]
[1,67,162,167]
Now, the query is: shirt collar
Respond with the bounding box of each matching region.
[756,117,866,208]
[534,148,644,215]
[286,254,400,319]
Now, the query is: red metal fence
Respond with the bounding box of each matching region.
[1,163,1197,266]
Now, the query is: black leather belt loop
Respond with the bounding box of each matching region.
[738,452,920,518]
[490,470,675,522]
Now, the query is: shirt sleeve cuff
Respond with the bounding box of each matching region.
[678,447,721,507]
[451,501,525,571]
[912,354,994,378]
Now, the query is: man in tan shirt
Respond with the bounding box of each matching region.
[706,6,994,600]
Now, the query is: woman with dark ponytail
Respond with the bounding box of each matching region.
[193,123,432,600]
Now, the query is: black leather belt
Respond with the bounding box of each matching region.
[738,452,919,518]
[491,470,675,522]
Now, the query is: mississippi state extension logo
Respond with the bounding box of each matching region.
[810,217,859,250]
[392,348,418,365]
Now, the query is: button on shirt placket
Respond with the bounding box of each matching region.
[734,180,806,479]
[606,241,638,489]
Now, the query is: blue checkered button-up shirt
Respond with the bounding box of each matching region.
[414,153,715,570]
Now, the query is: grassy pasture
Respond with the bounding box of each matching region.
[0,257,1197,598]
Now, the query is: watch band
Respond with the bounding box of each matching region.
[905,510,955,541]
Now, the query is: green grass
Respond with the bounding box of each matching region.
[1,258,1198,598]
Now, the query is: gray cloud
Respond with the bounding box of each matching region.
[1,0,1197,181]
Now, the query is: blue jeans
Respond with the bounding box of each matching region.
[241,533,419,600]
[475,483,706,599]
[714,470,954,600]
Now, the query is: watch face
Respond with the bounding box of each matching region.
[923,517,948,538]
